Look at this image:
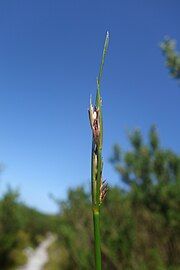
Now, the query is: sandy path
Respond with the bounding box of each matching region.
[18,235,55,270]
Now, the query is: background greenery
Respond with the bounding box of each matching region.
[0,187,57,269]
[45,126,180,270]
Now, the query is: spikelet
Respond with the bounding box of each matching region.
[88,97,100,146]
[100,179,108,204]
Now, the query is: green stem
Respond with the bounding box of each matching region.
[91,142,96,205]
[90,31,109,270]
[93,209,102,270]
[96,147,102,205]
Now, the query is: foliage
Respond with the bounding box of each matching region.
[56,187,93,269]
[0,187,28,268]
[110,126,180,269]
[0,187,57,269]
[160,38,180,79]
[49,126,180,270]
[44,240,62,270]
[0,128,179,270]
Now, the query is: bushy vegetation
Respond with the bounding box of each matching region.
[0,186,57,269]
[46,126,180,270]
[1,128,179,270]
[0,126,179,270]
[161,38,180,79]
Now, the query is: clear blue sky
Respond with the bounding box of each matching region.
[0,1,180,213]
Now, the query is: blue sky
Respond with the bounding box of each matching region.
[0,1,180,213]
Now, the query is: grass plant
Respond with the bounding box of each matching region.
[88,32,109,270]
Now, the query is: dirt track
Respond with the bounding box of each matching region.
[18,235,54,270]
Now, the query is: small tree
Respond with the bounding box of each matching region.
[0,187,27,269]
[110,126,180,267]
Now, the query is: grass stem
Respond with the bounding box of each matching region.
[89,32,109,270]
[93,209,101,270]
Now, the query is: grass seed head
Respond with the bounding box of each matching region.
[89,98,101,146]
